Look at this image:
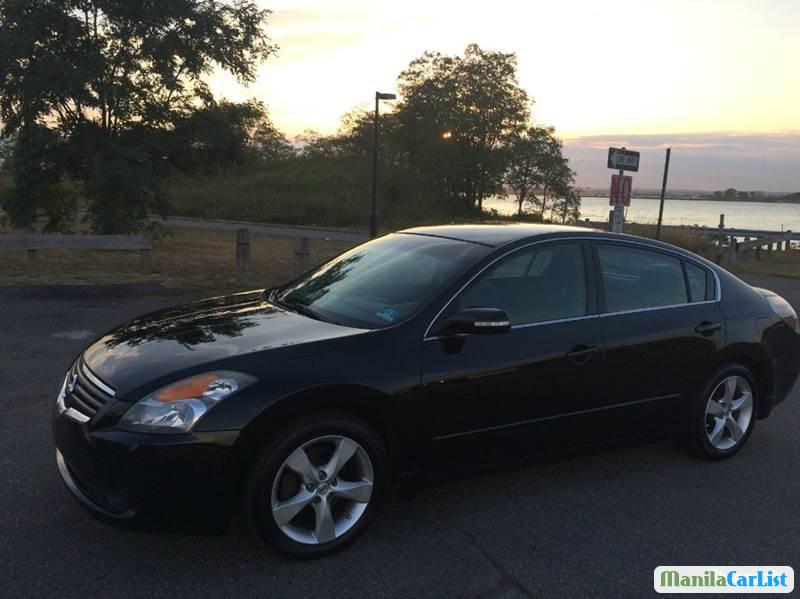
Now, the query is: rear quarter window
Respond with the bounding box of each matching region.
[684,261,714,302]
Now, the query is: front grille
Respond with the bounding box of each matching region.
[64,359,115,419]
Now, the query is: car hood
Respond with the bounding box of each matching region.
[83,290,368,398]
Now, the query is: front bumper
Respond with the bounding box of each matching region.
[53,406,242,534]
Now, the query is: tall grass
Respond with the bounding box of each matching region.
[167,157,480,231]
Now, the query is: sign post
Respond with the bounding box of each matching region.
[607,147,640,233]
[612,167,624,232]
[655,147,671,240]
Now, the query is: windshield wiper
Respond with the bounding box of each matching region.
[286,301,327,322]
[271,295,329,323]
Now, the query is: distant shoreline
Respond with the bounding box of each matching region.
[580,194,800,204]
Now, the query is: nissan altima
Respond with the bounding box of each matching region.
[53,224,800,557]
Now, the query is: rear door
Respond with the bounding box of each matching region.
[592,241,724,437]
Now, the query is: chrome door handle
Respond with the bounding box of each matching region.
[695,321,722,336]
[566,345,599,365]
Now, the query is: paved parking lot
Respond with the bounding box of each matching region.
[2,276,799,598]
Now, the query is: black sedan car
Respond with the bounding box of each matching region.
[53,224,800,556]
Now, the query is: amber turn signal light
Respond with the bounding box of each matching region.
[154,374,220,403]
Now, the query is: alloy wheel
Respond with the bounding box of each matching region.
[270,435,374,545]
[704,375,754,451]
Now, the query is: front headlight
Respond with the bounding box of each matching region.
[118,371,256,434]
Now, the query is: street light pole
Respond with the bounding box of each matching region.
[370,91,396,238]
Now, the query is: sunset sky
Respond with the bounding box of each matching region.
[209,0,800,191]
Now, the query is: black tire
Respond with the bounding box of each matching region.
[243,412,389,558]
[689,364,757,461]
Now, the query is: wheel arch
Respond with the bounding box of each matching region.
[707,343,773,419]
[234,384,401,475]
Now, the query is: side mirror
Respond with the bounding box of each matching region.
[434,307,512,337]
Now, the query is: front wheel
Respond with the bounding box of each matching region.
[244,413,389,557]
[689,364,757,460]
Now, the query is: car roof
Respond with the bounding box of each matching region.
[399,223,595,247]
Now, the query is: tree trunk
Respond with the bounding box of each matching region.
[540,186,548,219]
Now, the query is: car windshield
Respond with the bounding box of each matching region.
[276,233,490,329]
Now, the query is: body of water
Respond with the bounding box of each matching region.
[484,196,800,232]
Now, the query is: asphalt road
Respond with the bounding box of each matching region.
[2,276,799,599]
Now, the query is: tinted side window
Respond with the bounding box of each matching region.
[685,261,713,302]
[597,245,688,312]
[459,243,586,325]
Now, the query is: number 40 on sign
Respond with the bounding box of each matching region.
[610,174,632,207]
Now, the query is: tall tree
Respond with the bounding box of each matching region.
[553,187,582,224]
[172,99,292,173]
[0,0,274,232]
[538,145,574,220]
[505,126,552,216]
[505,125,573,218]
[394,44,530,210]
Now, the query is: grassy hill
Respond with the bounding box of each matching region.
[167,157,481,231]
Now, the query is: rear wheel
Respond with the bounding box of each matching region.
[689,365,756,460]
[244,413,388,557]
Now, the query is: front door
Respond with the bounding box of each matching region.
[420,241,605,473]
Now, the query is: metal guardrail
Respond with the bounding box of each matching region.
[737,232,793,251]
[575,219,799,241]
[678,225,800,241]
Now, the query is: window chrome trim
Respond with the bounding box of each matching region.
[587,237,722,304]
[422,235,722,339]
[599,299,718,318]
[423,314,599,341]
[80,359,116,397]
[511,313,599,330]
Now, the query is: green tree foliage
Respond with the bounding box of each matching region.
[553,187,582,224]
[394,44,530,210]
[320,45,571,221]
[0,134,14,167]
[280,44,572,225]
[0,0,274,232]
[505,126,574,218]
[2,125,77,231]
[298,109,395,161]
[298,131,346,160]
[172,99,293,174]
